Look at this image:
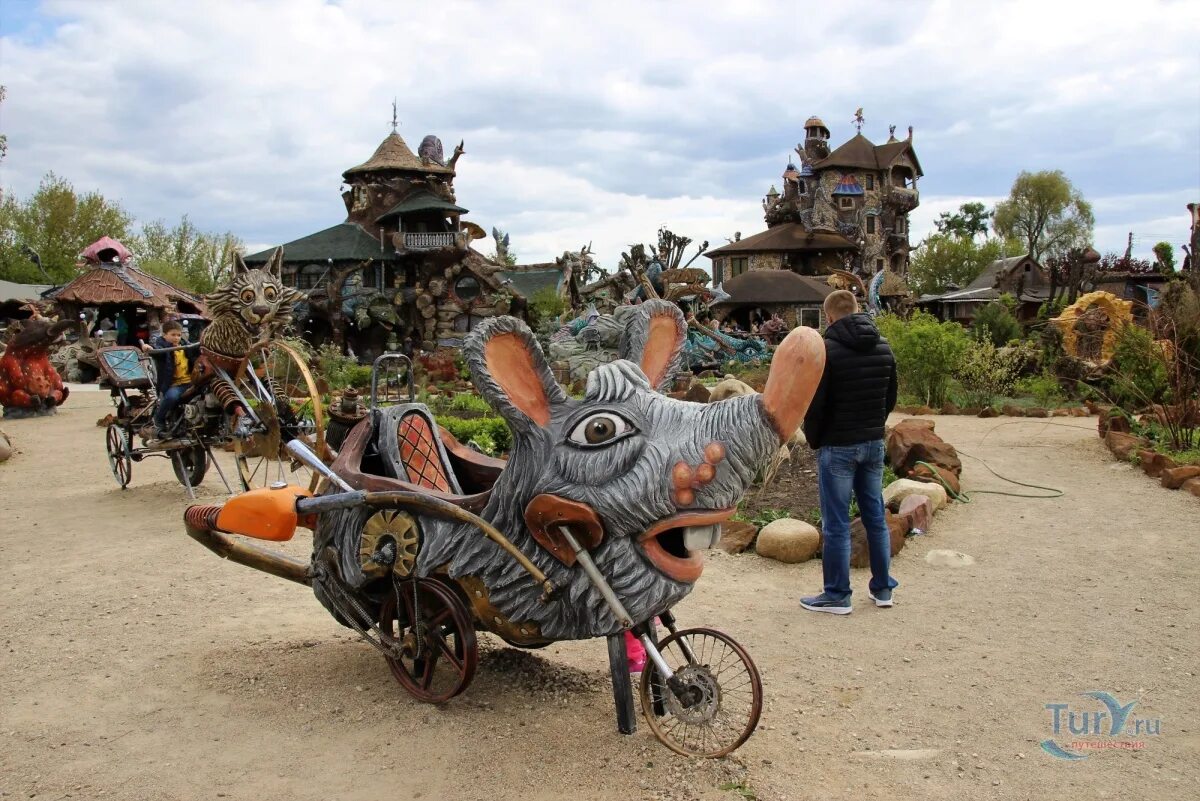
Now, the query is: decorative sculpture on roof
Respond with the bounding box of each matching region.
[417,135,445,166]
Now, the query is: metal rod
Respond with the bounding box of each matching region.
[639,633,675,680]
[172,451,196,500]
[206,445,234,494]
[285,439,354,492]
[557,526,634,630]
[295,490,368,515]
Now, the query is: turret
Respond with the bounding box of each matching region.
[803,116,831,160]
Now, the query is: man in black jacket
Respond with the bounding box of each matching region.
[800,290,898,614]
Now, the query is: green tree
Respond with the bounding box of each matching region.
[935,201,991,239]
[0,173,134,283]
[907,232,1022,296]
[132,215,242,294]
[0,85,8,164]
[970,294,1023,347]
[1152,241,1176,272]
[992,170,1094,263]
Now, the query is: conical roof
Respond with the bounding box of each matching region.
[343,132,454,178]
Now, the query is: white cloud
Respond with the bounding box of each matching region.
[0,0,1196,268]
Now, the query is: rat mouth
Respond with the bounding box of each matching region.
[638,509,733,583]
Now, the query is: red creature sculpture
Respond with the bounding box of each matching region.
[0,313,74,417]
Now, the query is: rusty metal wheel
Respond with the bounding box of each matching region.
[638,627,763,758]
[232,341,326,492]
[105,423,132,488]
[378,577,477,703]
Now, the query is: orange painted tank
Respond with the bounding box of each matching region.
[215,484,312,542]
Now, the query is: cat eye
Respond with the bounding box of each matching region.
[567,412,635,447]
[264,286,277,301]
[240,289,256,303]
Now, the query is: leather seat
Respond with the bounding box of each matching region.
[375,403,462,494]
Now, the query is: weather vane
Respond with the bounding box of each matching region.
[853,108,865,133]
[391,99,399,133]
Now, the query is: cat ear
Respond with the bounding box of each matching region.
[232,253,250,275]
[619,299,687,391]
[463,316,566,435]
[265,247,284,279]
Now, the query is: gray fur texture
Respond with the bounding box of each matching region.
[416,304,782,640]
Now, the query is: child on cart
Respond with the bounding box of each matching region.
[141,320,200,441]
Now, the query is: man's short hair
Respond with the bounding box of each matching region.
[824,290,858,320]
[162,320,183,334]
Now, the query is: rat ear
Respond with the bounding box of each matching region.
[618,299,687,391]
[463,316,567,433]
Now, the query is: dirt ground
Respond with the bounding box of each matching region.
[2,391,1198,801]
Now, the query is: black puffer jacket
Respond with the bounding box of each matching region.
[802,313,897,448]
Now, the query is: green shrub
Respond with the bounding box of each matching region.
[1014,371,1066,407]
[955,340,1020,408]
[877,311,970,408]
[749,508,792,528]
[440,416,512,453]
[448,391,491,414]
[1107,324,1169,408]
[527,286,567,329]
[315,343,364,391]
[971,295,1023,347]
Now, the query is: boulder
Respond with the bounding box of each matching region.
[1180,477,1200,498]
[1050,408,1071,417]
[912,405,936,416]
[1138,450,1177,479]
[909,463,961,497]
[755,519,821,563]
[925,549,975,567]
[940,402,960,415]
[683,381,711,404]
[1069,407,1090,417]
[883,478,949,512]
[1161,465,1200,490]
[886,419,961,479]
[977,406,999,418]
[960,407,982,416]
[1001,403,1026,417]
[1105,431,1149,461]
[0,428,12,463]
[1026,407,1049,418]
[709,377,756,402]
[898,494,933,534]
[847,512,908,568]
[718,520,759,554]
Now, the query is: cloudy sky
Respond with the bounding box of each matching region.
[2,0,1198,268]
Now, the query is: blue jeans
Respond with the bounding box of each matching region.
[817,440,898,601]
[154,385,189,429]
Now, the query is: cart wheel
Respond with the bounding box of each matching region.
[232,341,327,491]
[105,423,132,488]
[639,627,763,758]
[378,578,478,703]
[172,444,208,488]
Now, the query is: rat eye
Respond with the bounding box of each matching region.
[240,289,256,304]
[568,412,634,447]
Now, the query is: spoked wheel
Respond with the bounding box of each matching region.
[171,444,208,488]
[377,578,478,703]
[105,423,132,488]
[639,627,763,758]
[232,341,326,491]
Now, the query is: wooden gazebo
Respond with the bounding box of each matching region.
[52,241,207,344]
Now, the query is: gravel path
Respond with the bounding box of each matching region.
[1,395,1197,800]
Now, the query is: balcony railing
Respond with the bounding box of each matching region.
[887,186,919,211]
[401,232,463,251]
